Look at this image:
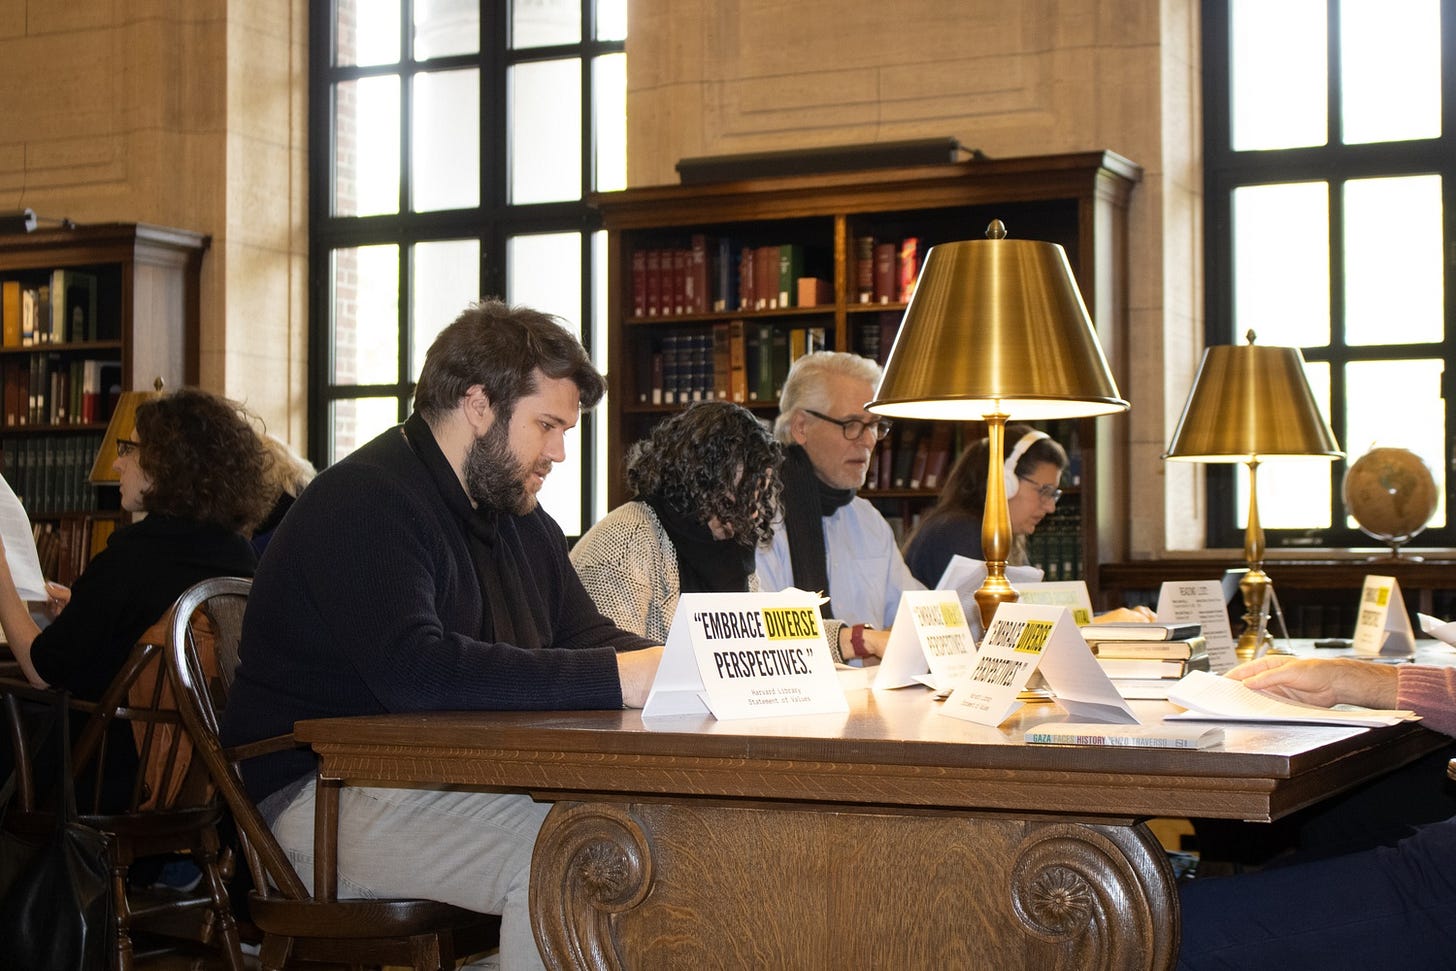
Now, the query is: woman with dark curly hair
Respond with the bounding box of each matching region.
[571,400,782,644]
[0,387,270,703]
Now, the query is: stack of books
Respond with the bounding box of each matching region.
[1082,621,1208,699]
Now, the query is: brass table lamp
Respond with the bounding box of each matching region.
[1163,332,1342,660]
[867,221,1128,629]
[90,378,165,483]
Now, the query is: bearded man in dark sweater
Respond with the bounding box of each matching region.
[222,300,662,971]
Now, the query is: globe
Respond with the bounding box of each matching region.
[1342,447,1439,557]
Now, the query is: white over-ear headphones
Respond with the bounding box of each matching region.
[1003,430,1050,498]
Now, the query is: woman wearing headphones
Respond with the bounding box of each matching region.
[902,424,1066,588]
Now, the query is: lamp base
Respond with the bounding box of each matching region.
[1236,567,1274,662]
[974,574,1020,632]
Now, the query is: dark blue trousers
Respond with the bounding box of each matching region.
[1178,814,1456,969]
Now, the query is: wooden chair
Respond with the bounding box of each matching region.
[0,597,246,971]
[166,575,502,971]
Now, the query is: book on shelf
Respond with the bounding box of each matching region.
[1086,635,1207,660]
[1,280,20,348]
[671,249,688,316]
[52,269,98,343]
[750,323,774,401]
[873,445,893,491]
[713,237,734,312]
[891,426,921,489]
[631,249,647,317]
[727,319,748,403]
[873,242,897,304]
[876,312,899,366]
[770,328,789,397]
[1082,620,1201,642]
[1024,722,1225,749]
[907,434,931,489]
[738,247,755,312]
[797,277,830,308]
[754,246,778,310]
[920,424,953,490]
[649,248,666,317]
[898,237,919,302]
[649,351,664,405]
[856,317,881,363]
[777,243,802,309]
[1095,653,1210,681]
[688,234,710,314]
[854,236,875,303]
[20,287,38,347]
[710,324,731,400]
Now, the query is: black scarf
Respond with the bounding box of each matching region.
[643,496,754,594]
[779,445,855,617]
[402,413,545,650]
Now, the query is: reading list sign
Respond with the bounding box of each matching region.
[643,590,847,719]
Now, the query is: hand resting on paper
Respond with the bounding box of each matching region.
[1225,654,1399,711]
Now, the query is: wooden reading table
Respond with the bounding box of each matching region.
[295,681,1445,970]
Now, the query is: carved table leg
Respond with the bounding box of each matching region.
[531,801,1178,971]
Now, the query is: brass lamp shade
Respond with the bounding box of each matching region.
[89,379,165,483]
[867,229,1128,420]
[1164,336,1342,462]
[1164,333,1342,659]
[867,223,1128,627]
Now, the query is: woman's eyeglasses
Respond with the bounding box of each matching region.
[1016,474,1063,503]
[804,409,893,442]
[115,438,140,458]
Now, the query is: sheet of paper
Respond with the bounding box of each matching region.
[1166,670,1418,727]
[0,475,47,600]
[1419,612,1456,647]
[934,555,1044,637]
[1016,580,1094,626]
[1155,579,1238,673]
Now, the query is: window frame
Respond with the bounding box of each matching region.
[307,0,623,538]
[1201,0,1456,550]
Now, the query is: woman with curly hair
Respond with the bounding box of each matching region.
[571,400,782,644]
[0,387,271,703]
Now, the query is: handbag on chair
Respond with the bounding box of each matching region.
[0,690,115,971]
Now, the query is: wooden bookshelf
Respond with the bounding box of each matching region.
[0,223,208,584]
[592,151,1140,596]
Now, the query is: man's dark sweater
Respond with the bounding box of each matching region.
[222,414,654,802]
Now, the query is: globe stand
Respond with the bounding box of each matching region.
[1367,541,1422,564]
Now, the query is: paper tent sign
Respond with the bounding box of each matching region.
[643,590,847,719]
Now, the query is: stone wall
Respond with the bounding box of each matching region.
[0,0,308,444]
[625,0,1205,557]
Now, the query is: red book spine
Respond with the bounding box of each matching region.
[631,249,647,317]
